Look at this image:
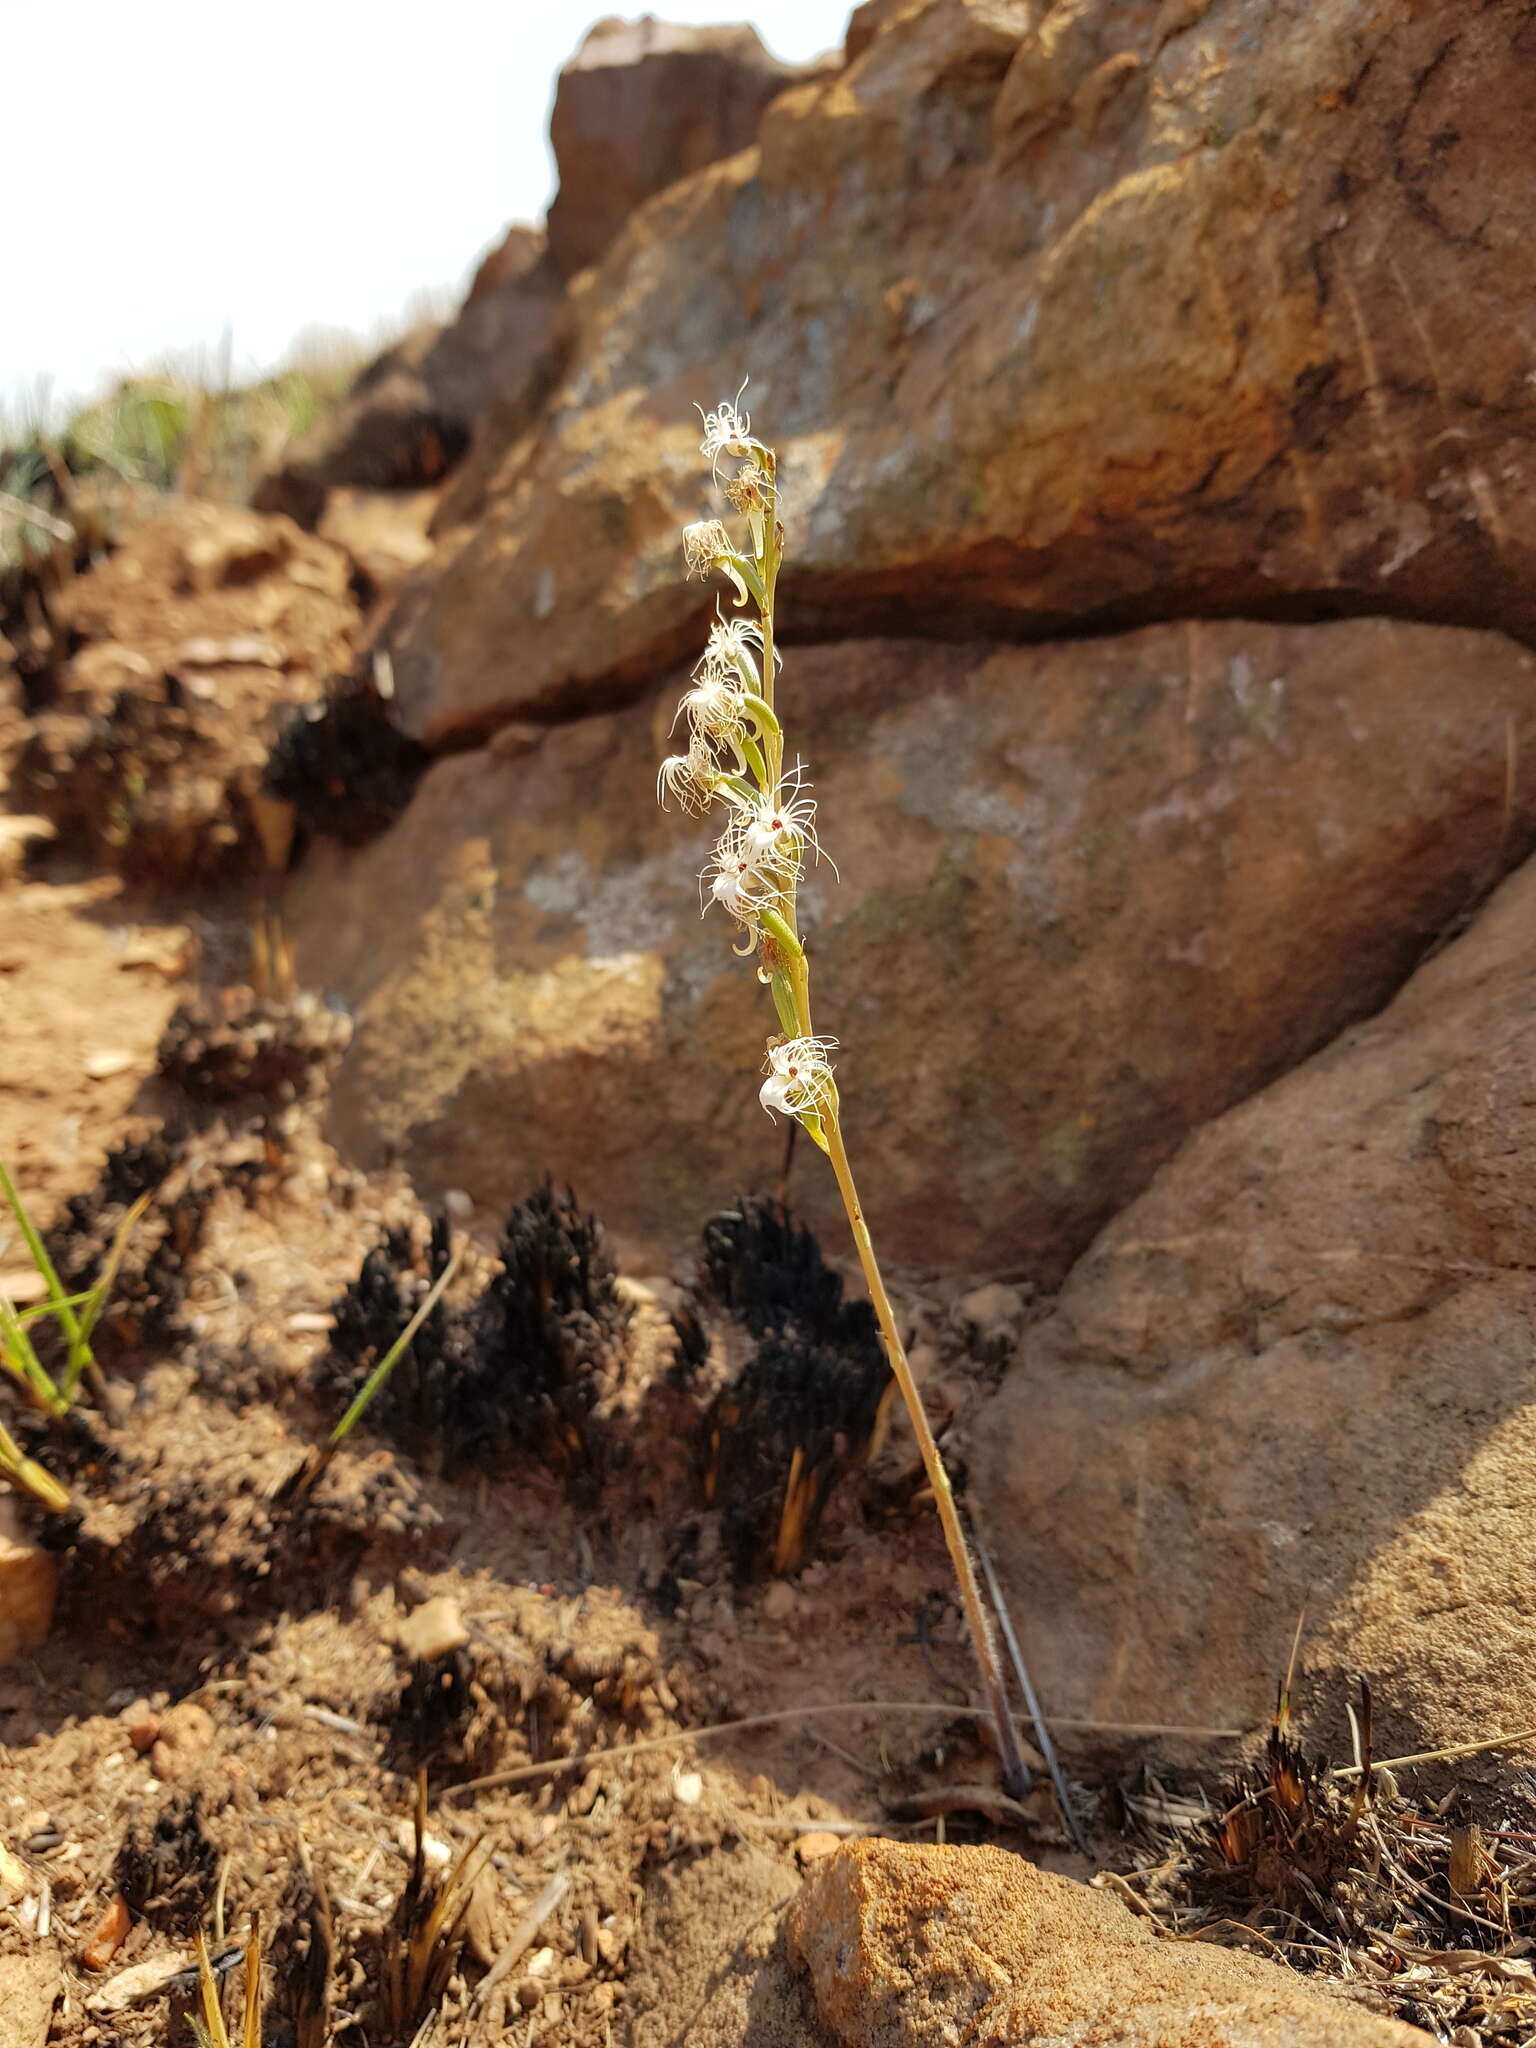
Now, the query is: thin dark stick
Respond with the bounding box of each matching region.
[972,1523,1094,1860]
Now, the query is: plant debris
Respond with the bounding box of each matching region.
[1120,1685,1536,2043]
[113,1795,219,1933]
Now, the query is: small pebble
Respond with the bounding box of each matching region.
[121,1699,160,1753]
[150,1700,215,1781]
[795,1832,845,1864]
[394,1821,452,1869]
[0,1840,30,1901]
[396,1595,469,1663]
[82,1049,137,1081]
[761,1580,798,1622]
[81,1891,131,1970]
[955,1281,1026,1340]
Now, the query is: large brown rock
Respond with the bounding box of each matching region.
[973,849,1536,1756]
[390,0,1536,746]
[259,19,804,531]
[787,1840,1427,2046]
[546,17,805,280]
[287,614,1536,1277]
[255,235,567,529]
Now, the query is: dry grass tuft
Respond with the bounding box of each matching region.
[1122,1683,1536,2043]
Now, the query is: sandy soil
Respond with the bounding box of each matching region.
[0,825,1119,2048]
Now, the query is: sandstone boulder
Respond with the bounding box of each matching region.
[973,848,1536,1757]
[545,18,805,280]
[389,0,1536,746]
[287,614,1536,1277]
[255,236,567,530]
[258,18,805,532]
[788,1840,1428,2047]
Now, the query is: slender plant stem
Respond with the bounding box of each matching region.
[822,1116,1033,1798]
[738,447,1029,1794]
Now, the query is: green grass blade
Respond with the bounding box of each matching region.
[329,1243,463,1448]
[0,1157,91,1392]
[61,1191,149,1397]
[77,1193,149,1346]
[0,1293,66,1416]
[16,1291,96,1324]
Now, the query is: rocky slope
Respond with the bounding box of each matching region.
[262,0,1536,1782]
[5,4,1536,2042]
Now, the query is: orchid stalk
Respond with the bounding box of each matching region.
[659,394,1031,1797]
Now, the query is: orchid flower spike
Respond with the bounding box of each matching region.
[759,1036,838,1124]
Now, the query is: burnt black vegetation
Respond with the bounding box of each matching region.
[699,1198,890,1579]
[318,1185,631,1497]
[113,1796,219,1934]
[263,682,429,853]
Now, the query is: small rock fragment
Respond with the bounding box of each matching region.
[0,1838,32,1901]
[149,1700,216,1780]
[80,1892,131,1970]
[0,1501,58,1664]
[794,1831,844,1864]
[394,1820,452,1869]
[396,1595,470,1663]
[120,1699,160,1753]
[761,1579,798,1622]
[83,1049,137,1081]
[956,1282,1026,1341]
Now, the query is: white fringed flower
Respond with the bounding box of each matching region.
[656,738,718,814]
[759,1036,838,1123]
[702,613,768,687]
[676,663,748,747]
[699,391,764,478]
[739,764,828,879]
[723,461,770,555]
[703,840,772,944]
[683,520,735,579]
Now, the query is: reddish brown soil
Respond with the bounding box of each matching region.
[0,808,1112,2048]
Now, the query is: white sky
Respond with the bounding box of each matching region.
[3,1,845,421]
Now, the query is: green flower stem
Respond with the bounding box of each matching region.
[823,1113,1033,1798]
[710,426,1026,1790]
